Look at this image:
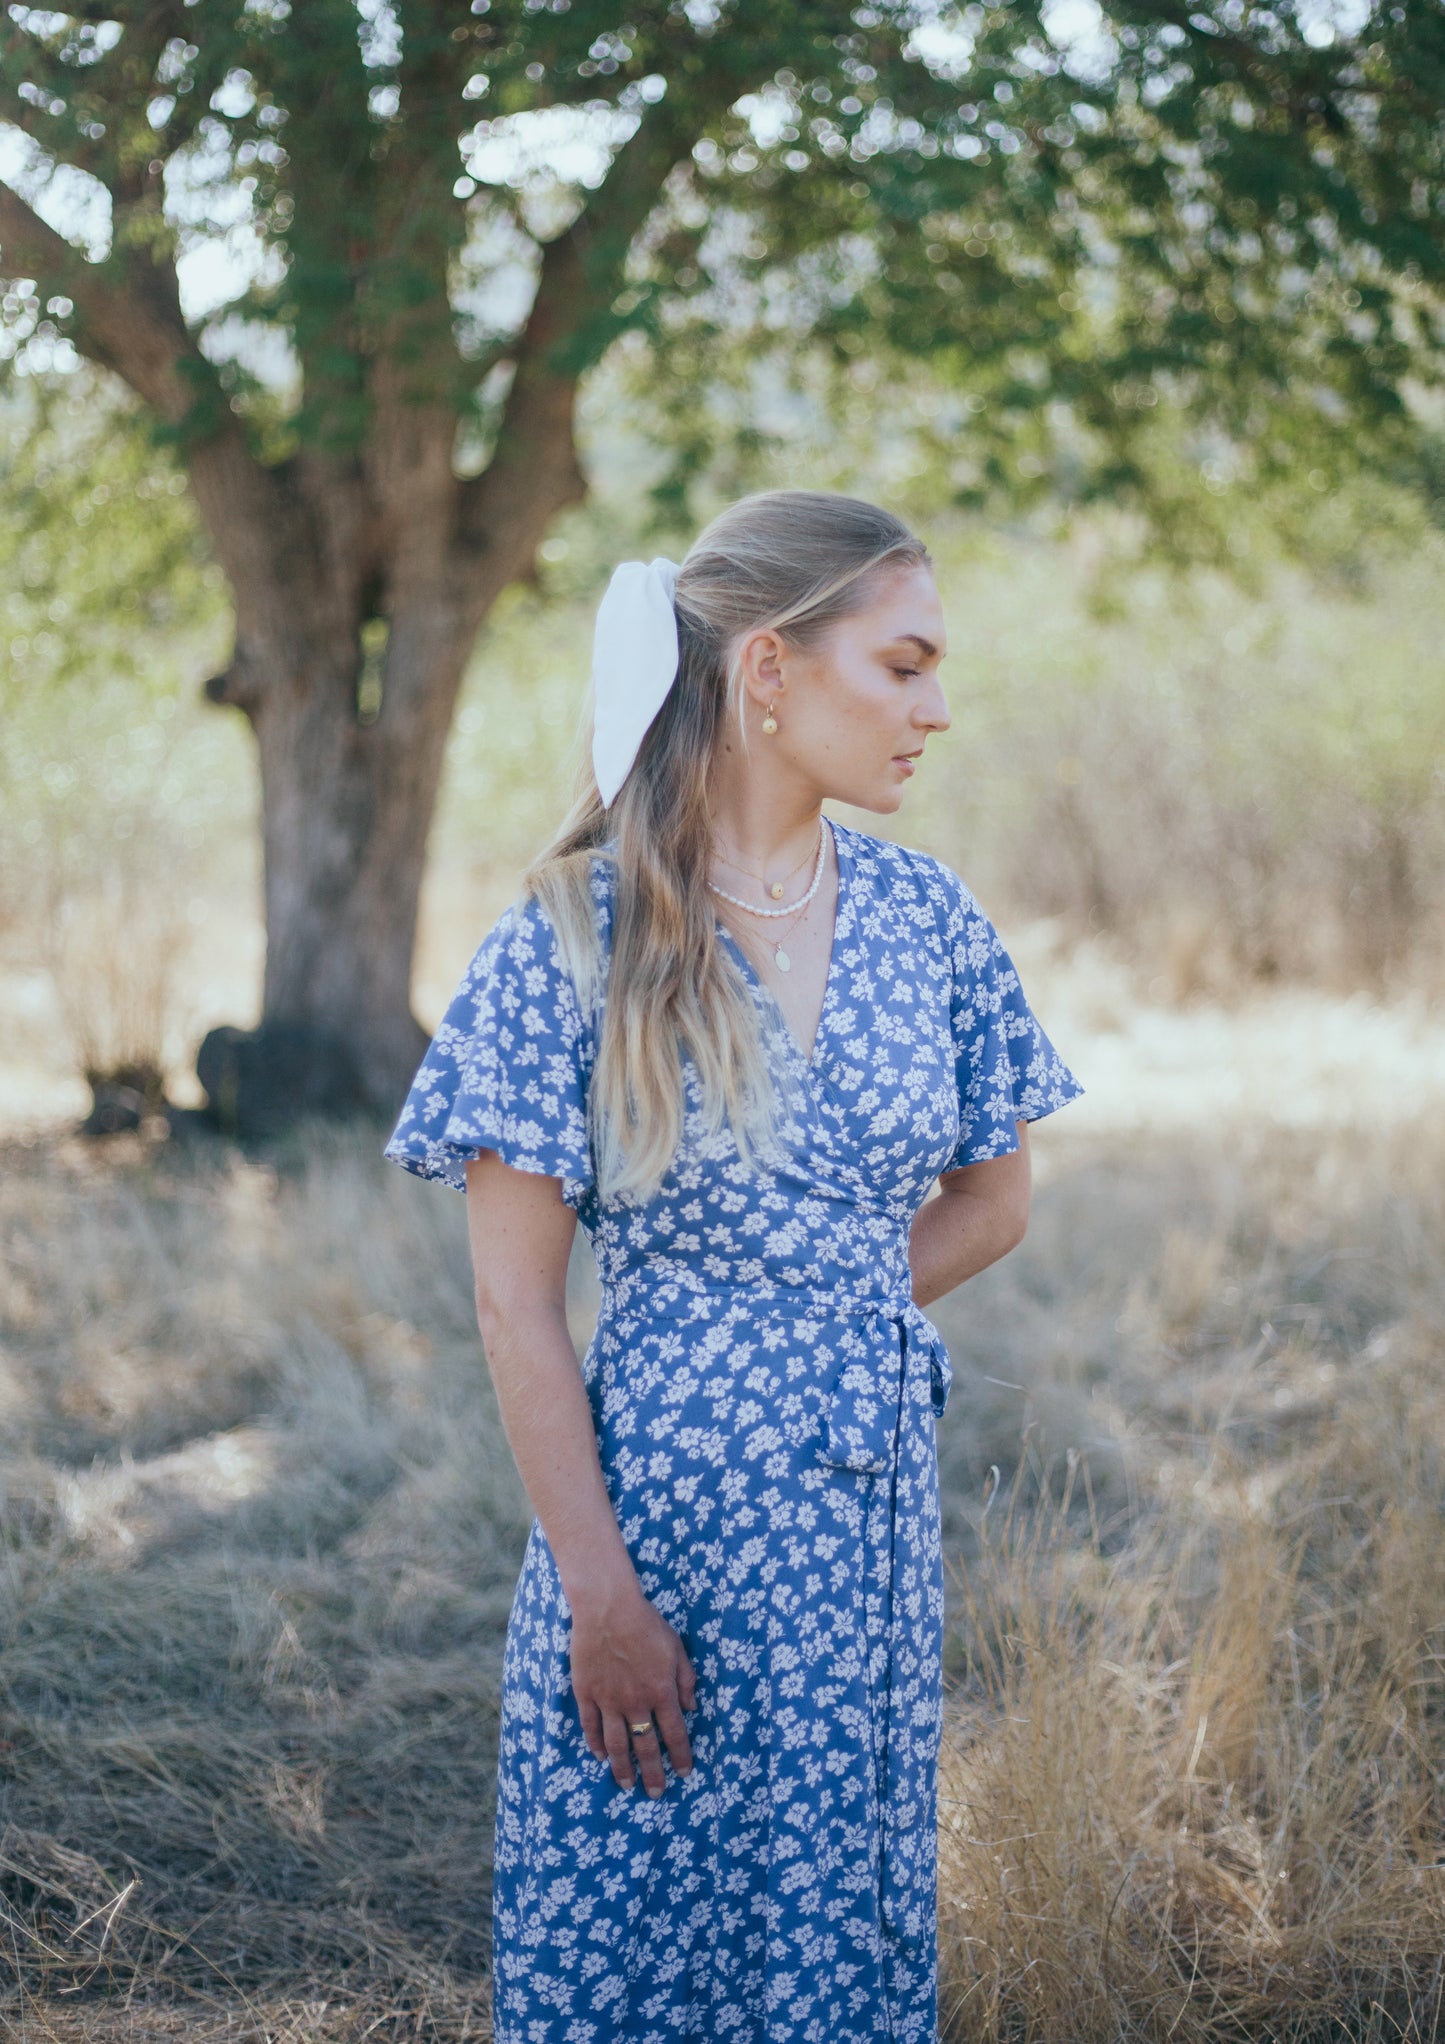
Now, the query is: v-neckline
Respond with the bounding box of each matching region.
[714,818,849,1072]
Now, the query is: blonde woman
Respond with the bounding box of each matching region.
[384,490,1083,2042]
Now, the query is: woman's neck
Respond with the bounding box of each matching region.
[707,758,825,880]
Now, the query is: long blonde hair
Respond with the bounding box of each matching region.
[523,489,930,1205]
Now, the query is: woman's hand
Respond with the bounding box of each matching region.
[464,1153,698,1796]
[569,1573,698,1797]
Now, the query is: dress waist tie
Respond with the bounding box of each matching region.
[594,1277,953,1451]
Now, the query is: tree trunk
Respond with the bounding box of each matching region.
[161,183,601,1122]
[191,424,577,1126]
[248,621,464,1113]
[201,542,555,1124]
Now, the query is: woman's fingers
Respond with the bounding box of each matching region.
[652,1693,693,1779]
[675,1637,698,1713]
[593,1691,691,1795]
[577,1695,606,1766]
[627,1718,667,1798]
[573,1611,701,1793]
[601,1711,637,1791]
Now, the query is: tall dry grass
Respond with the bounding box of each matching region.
[41,868,191,1100]
[0,1116,1441,2038]
[0,1123,530,2039]
[934,1125,1445,2041]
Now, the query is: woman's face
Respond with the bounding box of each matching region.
[735,562,951,814]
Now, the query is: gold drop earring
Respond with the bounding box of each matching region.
[761,702,778,735]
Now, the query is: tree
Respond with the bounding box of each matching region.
[2,0,1440,1118]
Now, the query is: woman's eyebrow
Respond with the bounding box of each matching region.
[889,632,940,658]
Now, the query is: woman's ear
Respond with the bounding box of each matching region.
[735,626,787,706]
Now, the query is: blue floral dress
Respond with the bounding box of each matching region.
[383,818,1082,2044]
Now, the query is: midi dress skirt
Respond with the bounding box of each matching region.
[384,818,1083,2044]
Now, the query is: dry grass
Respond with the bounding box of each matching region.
[35,854,191,1094]
[0,1124,526,2038]
[934,1126,1445,2041]
[0,1116,1441,2038]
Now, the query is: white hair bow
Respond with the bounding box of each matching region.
[590,556,681,807]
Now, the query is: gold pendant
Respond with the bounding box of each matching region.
[769,881,784,899]
[775,947,791,972]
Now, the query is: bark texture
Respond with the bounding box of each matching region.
[191,419,585,1110]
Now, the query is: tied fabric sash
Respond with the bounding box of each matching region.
[818,1294,952,1471]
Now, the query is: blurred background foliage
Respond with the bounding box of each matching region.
[2,340,1440,1108]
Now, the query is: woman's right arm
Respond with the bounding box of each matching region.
[464,1150,696,1798]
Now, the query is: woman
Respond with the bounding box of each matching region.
[384,490,1083,2042]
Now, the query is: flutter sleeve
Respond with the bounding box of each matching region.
[382,891,596,1207]
[939,865,1084,1169]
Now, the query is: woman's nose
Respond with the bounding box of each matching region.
[917,676,951,734]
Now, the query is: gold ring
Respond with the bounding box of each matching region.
[627,1719,652,1736]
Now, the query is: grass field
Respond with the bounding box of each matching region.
[2,1017,1443,2039]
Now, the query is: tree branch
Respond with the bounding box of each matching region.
[456,81,738,569]
[0,178,215,422]
[2,5,200,205]
[0,171,310,688]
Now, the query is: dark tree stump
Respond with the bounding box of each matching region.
[196,1022,371,1139]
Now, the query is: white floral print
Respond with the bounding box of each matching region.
[384,820,1083,2043]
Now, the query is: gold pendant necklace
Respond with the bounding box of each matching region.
[771,897,809,973]
[709,820,831,973]
[711,833,816,903]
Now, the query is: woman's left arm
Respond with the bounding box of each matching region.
[909,1120,1032,1309]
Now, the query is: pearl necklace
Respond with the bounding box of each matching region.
[708,817,830,974]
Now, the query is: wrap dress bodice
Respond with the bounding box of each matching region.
[384,819,1083,2043]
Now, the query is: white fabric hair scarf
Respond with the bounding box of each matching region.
[590,557,682,808]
